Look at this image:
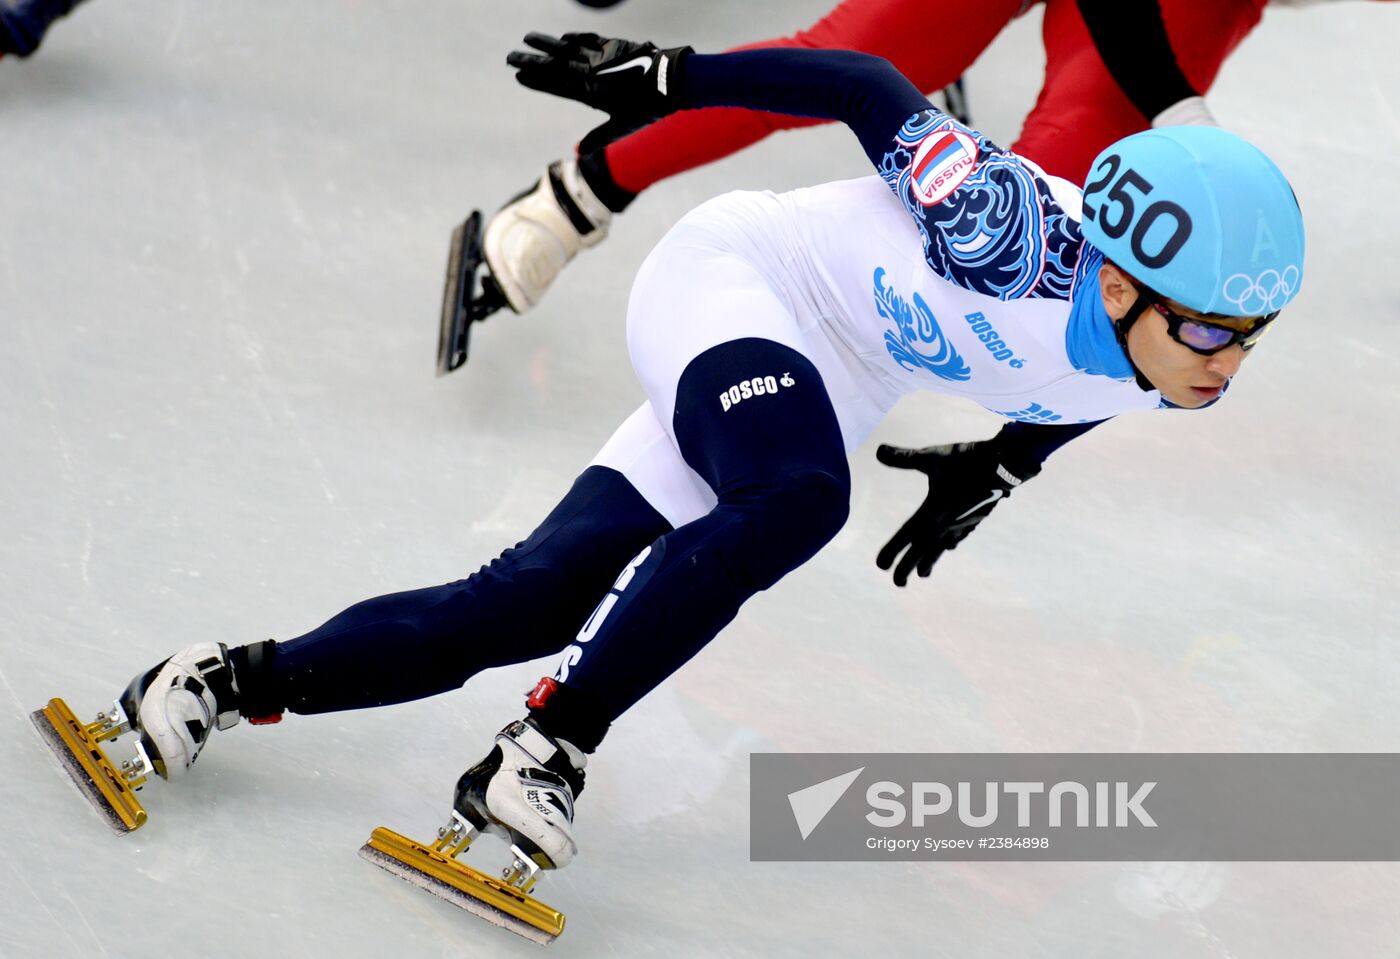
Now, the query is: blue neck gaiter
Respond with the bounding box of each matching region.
[1064,248,1135,381]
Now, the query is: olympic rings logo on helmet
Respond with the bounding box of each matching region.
[1221,265,1300,315]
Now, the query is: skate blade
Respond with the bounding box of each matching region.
[30,698,147,834]
[438,210,484,377]
[358,826,564,945]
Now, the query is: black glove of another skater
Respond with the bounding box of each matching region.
[875,439,1041,587]
[507,32,692,148]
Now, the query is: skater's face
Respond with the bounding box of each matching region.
[1099,263,1266,408]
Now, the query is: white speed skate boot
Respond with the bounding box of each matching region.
[31,640,270,832]
[482,157,613,314]
[453,716,588,871]
[357,716,587,943]
[358,701,591,943]
[119,641,243,781]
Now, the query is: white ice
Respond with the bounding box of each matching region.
[2,2,1399,957]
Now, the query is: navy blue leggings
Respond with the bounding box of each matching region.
[256,339,850,750]
[264,465,670,715]
[553,339,850,738]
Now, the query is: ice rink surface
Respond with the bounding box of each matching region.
[3,1,1399,956]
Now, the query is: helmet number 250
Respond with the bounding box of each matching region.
[1081,154,1193,269]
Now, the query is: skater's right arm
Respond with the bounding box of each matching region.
[678,49,933,166]
[507,33,931,166]
[508,34,1069,298]
[677,46,1085,300]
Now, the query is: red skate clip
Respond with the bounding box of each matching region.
[526,677,559,709]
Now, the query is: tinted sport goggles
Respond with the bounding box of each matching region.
[1136,286,1279,356]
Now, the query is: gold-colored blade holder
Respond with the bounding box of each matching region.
[358,813,565,945]
[31,697,151,833]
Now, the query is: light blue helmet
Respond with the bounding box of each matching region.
[1079,126,1305,317]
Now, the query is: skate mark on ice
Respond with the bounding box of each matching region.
[1120,693,1145,752]
[59,889,116,959]
[552,870,625,957]
[1364,63,1400,142]
[4,862,91,958]
[225,322,338,505]
[11,300,96,587]
[0,662,24,715]
[163,0,187,55]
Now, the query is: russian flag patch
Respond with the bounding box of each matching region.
[909,130,978,207]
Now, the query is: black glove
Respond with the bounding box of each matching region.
[875,440,1041,587]
[507,32,692,149]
